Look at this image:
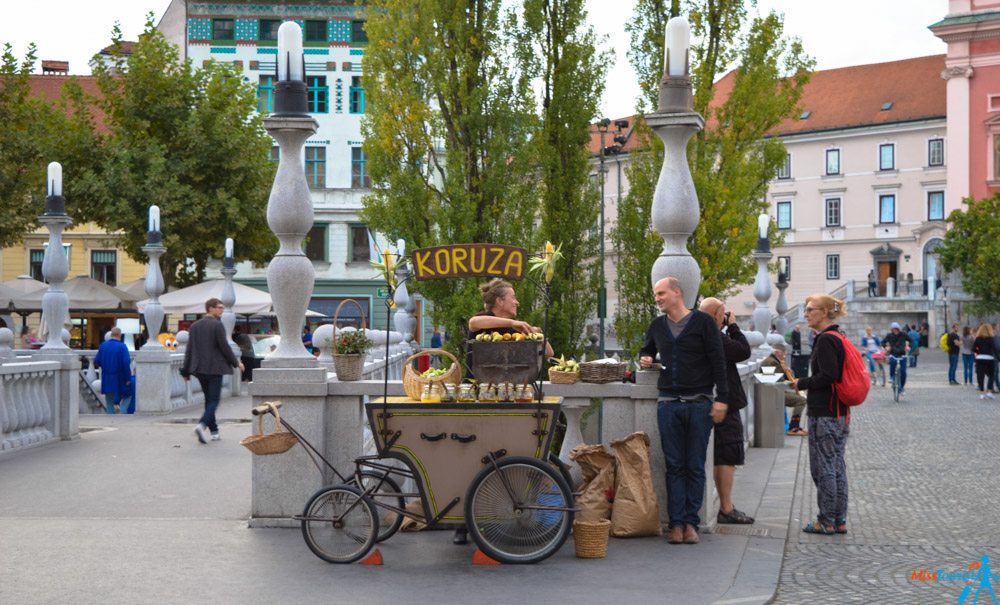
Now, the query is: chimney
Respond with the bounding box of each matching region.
[41,60,69,75]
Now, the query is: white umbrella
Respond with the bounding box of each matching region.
[136,279,272,315]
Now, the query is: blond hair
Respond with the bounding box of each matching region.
[976,323,994,338]
[480,279,513,313]
[805,293,847,320]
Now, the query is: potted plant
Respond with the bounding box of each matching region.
[332,328,374,381]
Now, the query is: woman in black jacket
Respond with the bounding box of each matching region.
[792,293,849,535]
[973,323,996,398]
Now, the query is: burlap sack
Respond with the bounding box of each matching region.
[609,432,662,537]
[569,443,616,523]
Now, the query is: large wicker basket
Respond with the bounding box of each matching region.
[548,368,580,384]
[332,299,368,382]
[579,361,627,384]
[573,518,611,559]
[402,348,462,400]
[240,402,298,455]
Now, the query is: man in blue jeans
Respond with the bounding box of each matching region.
[640,277,729,545]
[947,323,961,385]
[181,298,243,444]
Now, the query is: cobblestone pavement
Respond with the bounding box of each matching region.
[772,350,1000,604]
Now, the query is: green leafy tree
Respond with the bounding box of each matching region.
[359,0,541,350]
[67,20,276,286]
[937,193,1000,314]
[509,0,611,356]
[612,0,812,357]
[0,44,54,246]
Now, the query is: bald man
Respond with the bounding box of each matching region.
[639,277,729,545]
[699,297,754,525]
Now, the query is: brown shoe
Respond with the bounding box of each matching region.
[683,525,699,544]
[667,526,684,544]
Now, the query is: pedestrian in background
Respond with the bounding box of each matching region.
[94,327,132,415]
[762,342,808,435]
[883,322,910,397]
[181,298,243,444]
[699,297,754,525]
[973,324,996,399]
[861,326,881,376]
[992,323,1000,392]
[791,324,802,354]
[792,293,850,535]
[961,326,975,386]
[947,323,961,385]
[907,325,921,368]
[867,269,877,297]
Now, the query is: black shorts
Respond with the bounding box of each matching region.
[713,411,745,466]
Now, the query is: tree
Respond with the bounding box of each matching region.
[937,193,1000,314]
[67,20,276,287]
[509,0,611,355]
[359,0,543,350]
[611,0,812,357]
[0,44,54,247]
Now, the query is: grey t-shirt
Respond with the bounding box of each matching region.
[667,312,691,339]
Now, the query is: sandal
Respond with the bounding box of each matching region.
[802,521,835,535]
[786,428,808,436]
[835,518,848,534]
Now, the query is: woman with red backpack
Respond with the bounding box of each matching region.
[792,293,851,535]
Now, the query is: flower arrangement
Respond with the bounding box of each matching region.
[333,328,374,355]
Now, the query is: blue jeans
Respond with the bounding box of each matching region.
[105,391,123,414]
[948,353,959,383]
[196,374,224,433]
[962,354,975,384]
[656,397,715,528]
[889,356,908,392]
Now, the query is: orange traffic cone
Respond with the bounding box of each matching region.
[472,548,500,565]
[359,548,383,565]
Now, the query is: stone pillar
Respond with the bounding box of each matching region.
[220,258,242,396]
[135,348,173,414]
[887,277,897,299]
[775,276,789,336]
[141,226,166,350]
[0,328,15,362]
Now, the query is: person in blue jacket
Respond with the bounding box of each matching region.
[94,327,132,414]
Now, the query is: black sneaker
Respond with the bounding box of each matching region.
[452,527,468,545]
[717,508,754,524]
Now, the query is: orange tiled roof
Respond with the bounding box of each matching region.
[28,75,107,131]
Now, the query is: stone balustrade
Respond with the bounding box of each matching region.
[0,361,63,452]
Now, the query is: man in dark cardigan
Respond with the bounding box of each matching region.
[181,298,243,444]
[639,277,729,545]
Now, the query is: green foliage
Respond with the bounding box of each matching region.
[938,193,1000,314]
[66,19,276,287]
[612,0,812,358]
[0,44,53,247]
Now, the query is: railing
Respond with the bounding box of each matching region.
[0,361,61,452]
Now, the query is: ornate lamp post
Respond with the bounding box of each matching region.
[774,259,789,337]
[220,237,237,347]
[40,162,71,350]
[141,205,166,349]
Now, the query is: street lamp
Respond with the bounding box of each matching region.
[596,118,630,359]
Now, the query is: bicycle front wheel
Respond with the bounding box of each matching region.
[465,456,573,564]
[300,484,379,564]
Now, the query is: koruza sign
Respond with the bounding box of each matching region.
[410,244,528,281]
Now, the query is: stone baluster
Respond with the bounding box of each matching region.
[220,242,242,396]
[0,328,15,362]
[774,276,789,337]
[141,214,166,350]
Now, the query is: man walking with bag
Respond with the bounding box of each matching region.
[181,298,243,444]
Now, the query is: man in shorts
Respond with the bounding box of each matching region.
[700,297,755,524]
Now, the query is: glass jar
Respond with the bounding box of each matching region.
[478,385,498,403]
[456,383,477,403]
[512,384,534,402]
[420,383,442,403]
[440,383,455,402]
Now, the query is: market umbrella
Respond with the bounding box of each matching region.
[13,275,141,311]
[0,276,47,331]
[136,279,272,315]
[117,278,150,299]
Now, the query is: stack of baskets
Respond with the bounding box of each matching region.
[239,402,298,455]
[402,348,462,399]
[579,361,627,384]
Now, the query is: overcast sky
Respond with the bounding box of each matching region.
[2,0,947,118]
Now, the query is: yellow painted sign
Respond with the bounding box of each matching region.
[411,244,527,281]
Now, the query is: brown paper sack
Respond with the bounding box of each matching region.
[569,443,616,523]
[609,432,662,537]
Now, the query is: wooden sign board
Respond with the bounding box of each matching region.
[411,244,528,281]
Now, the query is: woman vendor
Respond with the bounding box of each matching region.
[468,278,553,357]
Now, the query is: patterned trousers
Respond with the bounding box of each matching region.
[808,416,850,526]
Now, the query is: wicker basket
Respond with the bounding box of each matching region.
[579,361,627,384]
[548,368,580,384]
[240,402,298,456]
[573,518,611,559]
[332,299,369,382]
[401,348,462,400]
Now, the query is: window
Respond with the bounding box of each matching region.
[305,146,326,189]
[825,198,841,227]
[776,201,791,230]
[91,250,117,286]
[352,147,370,189]
[994,134,1000,180]
[826,254,840,280]
[349,224,371,262]
[268,146,280,163]
[257,75,274,113]
[212,19,234,40]
[778,256,791,281]
[928,138,944,167]
[307,76,328,113]
[928,191,945,221]
[29,249,45,281]
[259,19,280,41]
[825,149,840,175]
[304,224,328,261]
[879,194,896,224]
[305,20,327,42]
[879,143,895,171]
[776,153,791,179]
[351,20,368,43]
[349,76,364,114]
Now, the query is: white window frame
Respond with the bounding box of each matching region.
[927,138,944,167]
[776,153,791,180]
[826,254,840,280]
[825,148,841,175]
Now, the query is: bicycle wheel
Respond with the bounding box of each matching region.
[355,470,405,542]
[465,456,573,564]
[300,484,379,564]
[891,369,900,402]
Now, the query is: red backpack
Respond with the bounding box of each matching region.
[823,332,870,408]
